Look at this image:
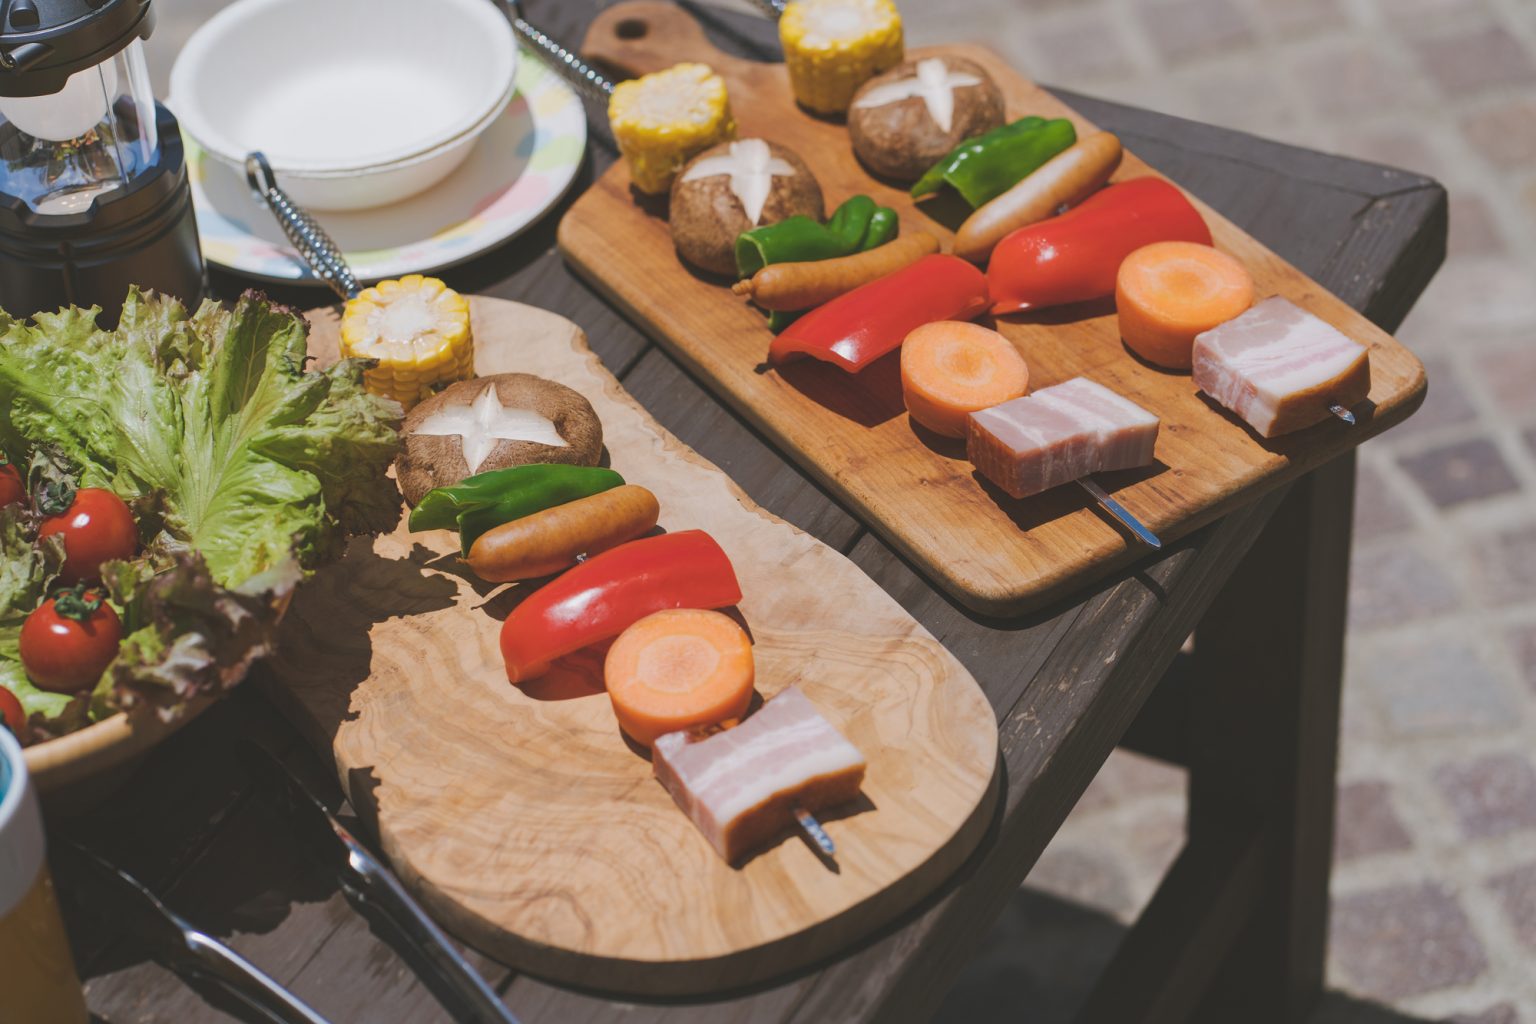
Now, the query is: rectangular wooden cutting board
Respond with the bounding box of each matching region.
[558,2,1427,616]
[260,297,999,996]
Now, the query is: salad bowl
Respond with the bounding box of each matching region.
[2,290,402,811]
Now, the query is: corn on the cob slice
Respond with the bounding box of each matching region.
[608,62,736,195]
[339,275,473,410]
[780,0,904,115]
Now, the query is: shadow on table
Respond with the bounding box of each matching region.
[932,886,1437,1024]
[60,719,504,1024]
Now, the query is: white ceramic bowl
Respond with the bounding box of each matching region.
[170,0,517,211]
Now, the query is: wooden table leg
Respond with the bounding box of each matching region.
[1184,452,1356,1022]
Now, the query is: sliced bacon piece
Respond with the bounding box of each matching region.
[966,377,1160,499]
[652,686,866,863]
[1192,296,1371,438]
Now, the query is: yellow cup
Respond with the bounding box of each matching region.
[0,727,88,1024]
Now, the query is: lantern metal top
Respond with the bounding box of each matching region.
[0,0,153,97]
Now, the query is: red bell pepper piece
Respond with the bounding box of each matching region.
[499,529,743,684]
[769,254,989,372]
[987,177,1212,315]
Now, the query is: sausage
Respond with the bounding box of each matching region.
[730,232,941,312]
[465,484,661,582]
[952,132,1123,264]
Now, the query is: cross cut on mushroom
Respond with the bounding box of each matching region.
[680,138,798,226]
[853,57,983,133]
[412,385,567,474]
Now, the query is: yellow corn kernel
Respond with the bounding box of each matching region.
[340,274,473,410]
[780,0,904,115]
[608,62,736,194]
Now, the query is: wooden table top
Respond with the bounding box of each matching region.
[54,3,1447,1022]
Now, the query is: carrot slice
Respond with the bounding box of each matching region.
[1115,241,1255,370]
[604,608,755,749]
[900,321,1030,438]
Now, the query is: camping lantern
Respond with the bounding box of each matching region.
[0,0,202,322]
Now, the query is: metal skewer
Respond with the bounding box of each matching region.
[503,1,616,100]
[1078,477,1162,549]
[794,805,837,857]
[1328,403,1356,425]
[246,152,361,301]
[748,0,788,15]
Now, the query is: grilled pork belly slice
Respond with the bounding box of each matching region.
[967,377,1160,499]
[653,686,866,863]
[1192,296,1370,438]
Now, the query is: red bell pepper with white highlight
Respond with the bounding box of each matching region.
[499,529,743,684]
[768,254,989,373]
[986,177,1211,315]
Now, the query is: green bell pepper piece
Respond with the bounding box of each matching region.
[863,206,899,249]
[735,195,899,278]
[825,194,877,250]
[911,116,1076,208]
[408,464,625,542]
[910,116,1044,199]
[736,217,847,278]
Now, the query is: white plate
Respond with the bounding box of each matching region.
[189,54,587,284]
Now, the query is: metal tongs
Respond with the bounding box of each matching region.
[60,749,519,1024]
[58,842,334,1024]
[243,745,521,1024]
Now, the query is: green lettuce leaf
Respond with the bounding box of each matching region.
[104,551,302,722]
[0,288,403,585]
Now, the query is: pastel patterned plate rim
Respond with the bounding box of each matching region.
[187,53,587,284]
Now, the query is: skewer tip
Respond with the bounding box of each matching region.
[1329,403,1357,425]
[1077,477,1162,549]
[794,806,836,857]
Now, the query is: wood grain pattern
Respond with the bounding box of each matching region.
[557,2,1428,616]
[258,297,999,996]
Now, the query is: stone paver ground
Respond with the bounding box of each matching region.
[149,0,1533,1019]
[894,0,1536,1019]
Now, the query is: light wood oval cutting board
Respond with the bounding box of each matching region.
[259,297,999,996]
[558,2,1428,616]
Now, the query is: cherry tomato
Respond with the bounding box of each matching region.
[38,487,137,584]
[0,459,22,508]
[19,587,123,693]
[0,685,24,738]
